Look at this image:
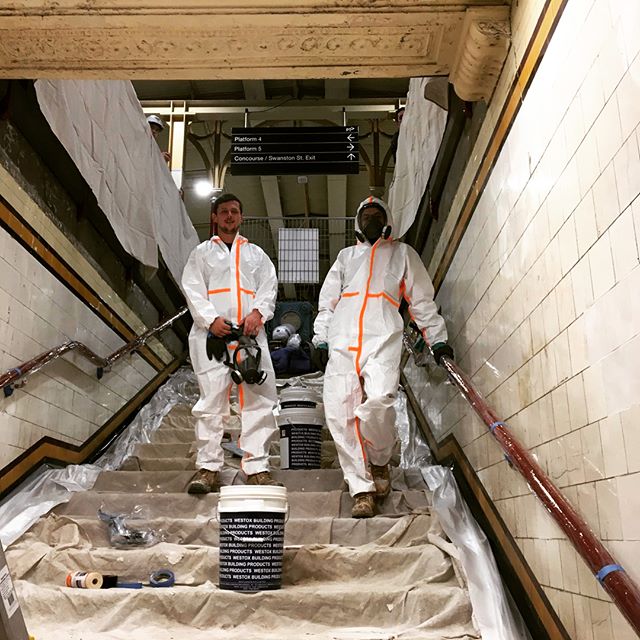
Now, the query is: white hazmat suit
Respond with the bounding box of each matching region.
[313,197,448,496]
[182,234,278,476]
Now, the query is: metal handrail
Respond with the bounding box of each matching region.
[404,330,640,635]
[0,307,188,398]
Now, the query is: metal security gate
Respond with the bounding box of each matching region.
[241,217,355,301]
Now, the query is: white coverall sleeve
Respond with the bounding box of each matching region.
[251,251,278,322]
[403,246,448,346]
[313,255,343,346]
[181,247,219,331]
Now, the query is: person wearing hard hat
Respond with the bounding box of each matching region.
[313,196,453,518]
[146,114,171,163]
[181,193,281,493]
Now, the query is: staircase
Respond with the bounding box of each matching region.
[6,383,480,639]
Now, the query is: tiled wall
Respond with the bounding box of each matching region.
[0,167,165,471]
[412,0,640,637]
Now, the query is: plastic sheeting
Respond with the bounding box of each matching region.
[34,80,199,282]
[387,77,448,239]
[0,368,198,547]
[397,377,530,640]
[423,467,531,640]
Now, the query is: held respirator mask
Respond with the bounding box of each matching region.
[206,322,267,385]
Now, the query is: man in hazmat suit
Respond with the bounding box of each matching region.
[181,193,281,493]
[313,196,453,517]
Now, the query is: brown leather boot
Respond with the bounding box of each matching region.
[245,471,284,487]
[351,492,376,518]
[370,463,391,500]
[187,469,220,494]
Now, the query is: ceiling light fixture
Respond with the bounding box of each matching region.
[194,180,214,198]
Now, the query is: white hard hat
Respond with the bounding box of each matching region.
[147,114,165,130]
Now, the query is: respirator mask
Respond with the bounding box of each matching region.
[206,323,267,385]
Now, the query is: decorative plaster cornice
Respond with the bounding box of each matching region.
[0,2,510,96]
[449,6,511,101]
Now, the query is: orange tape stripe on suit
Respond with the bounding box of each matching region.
[352,241,380,466]
[367,292,399,307]
[234,240,245,325]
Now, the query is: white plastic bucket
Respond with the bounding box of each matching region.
[217,485,288,591]
[279,386,323,413]
[278,407,324,470]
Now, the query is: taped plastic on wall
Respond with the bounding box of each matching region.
[0,367,198,547]
[398,368,529,640]
[423,466,532,640]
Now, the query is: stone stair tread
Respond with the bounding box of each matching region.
[132,443,195,458]
[19,513,428,547]
[8,538,451,587]
[92,469,347,492]
[14,578,474,636]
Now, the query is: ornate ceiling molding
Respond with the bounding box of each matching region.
[0,2,510,96]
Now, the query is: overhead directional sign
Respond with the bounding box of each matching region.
[230,126,359,176]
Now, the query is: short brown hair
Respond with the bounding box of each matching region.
[211,193,243,215]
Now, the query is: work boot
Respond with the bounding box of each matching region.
[351,492,376,518]
[245,471,284,487]
[370,463,391,500]
[187,469,220,494]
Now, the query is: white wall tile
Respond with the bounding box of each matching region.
[613,131,640,214]
[620,405,640,474]
[592,163,620,235]
[616,56,640,142]
[609,207,639,281]
[600,413,628,477]
[595,478,623,539]
[588,233,616,299]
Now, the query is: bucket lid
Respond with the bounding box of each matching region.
[280,386,322,403]
[277,409,324,426]
[220,485,288,500]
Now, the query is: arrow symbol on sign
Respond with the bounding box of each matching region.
[347,134,355,141]
[347,153,356,160]
[346,127,355,131]
[347,143,355,150]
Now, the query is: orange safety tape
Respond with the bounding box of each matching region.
[235,240,244,325]
[354,243,379,376]
[208,288,231,295]
[367,292,399,307]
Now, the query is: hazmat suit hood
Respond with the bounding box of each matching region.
[354,196,394,244]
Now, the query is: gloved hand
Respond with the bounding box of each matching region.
[414,336,426,353]
[431,342,454,365]
[206,332,227,362]
[312,343,329,372]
